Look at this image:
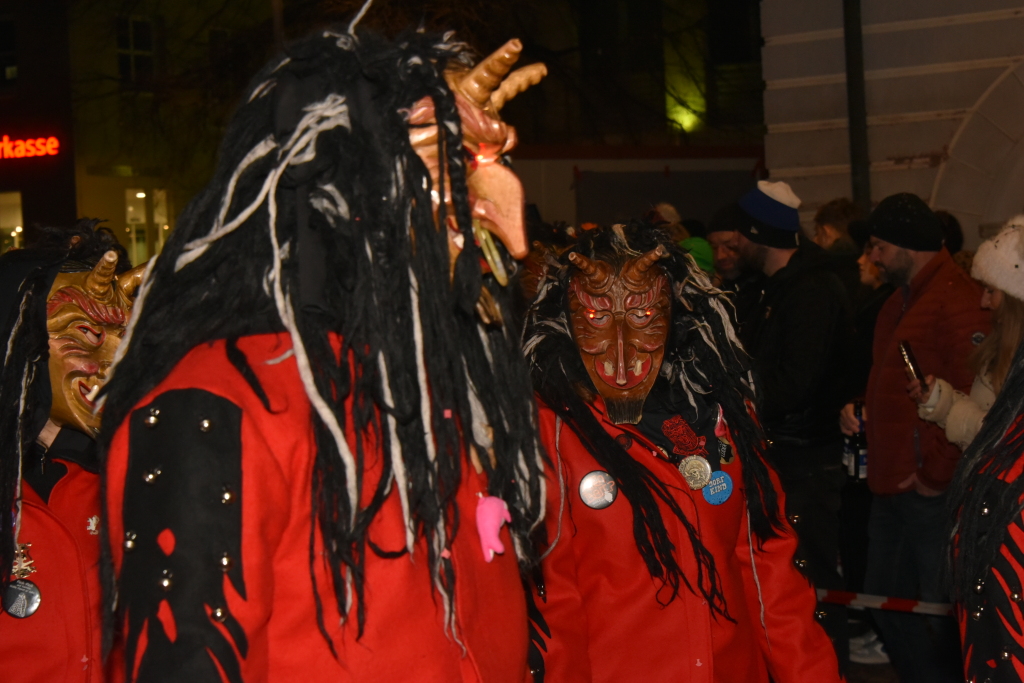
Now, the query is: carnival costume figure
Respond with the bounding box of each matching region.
[100,25,549,683]
[949,247,1024,682]
[522,222,841,682]
[0,221,143,682]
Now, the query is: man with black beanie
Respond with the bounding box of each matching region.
[734,180,854,671]
[840,192,989,683]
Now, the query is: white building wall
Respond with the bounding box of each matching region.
[761,1,1024,247]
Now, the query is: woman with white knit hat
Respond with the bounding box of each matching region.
[908,217,1024,448]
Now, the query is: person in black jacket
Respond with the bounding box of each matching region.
[734,181,854,671]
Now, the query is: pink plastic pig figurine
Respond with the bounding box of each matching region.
[476,495,512,562]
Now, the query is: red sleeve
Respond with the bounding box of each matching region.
[533,417,593,683]
[735,469,843,683]
[919,284,990,490]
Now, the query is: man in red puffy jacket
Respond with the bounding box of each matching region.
[840,193,990,683]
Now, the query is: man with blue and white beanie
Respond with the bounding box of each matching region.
[735,180,855,672]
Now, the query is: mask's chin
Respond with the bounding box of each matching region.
[603,396,647,425]
[445,215,513,288]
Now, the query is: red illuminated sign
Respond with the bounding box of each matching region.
[1,135,59,159]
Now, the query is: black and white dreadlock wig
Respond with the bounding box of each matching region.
[99,28,545,637]
[0,220,129,589]
[523,222,782,616]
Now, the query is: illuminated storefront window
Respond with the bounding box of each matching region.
[125,188,170,265]
[0,191,23,253]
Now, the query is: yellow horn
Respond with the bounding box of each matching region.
[84,251,119,299]
[459,39,523,107]
[492,63,548,111]
[118,261,148,300]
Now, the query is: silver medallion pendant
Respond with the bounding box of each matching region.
[579,470,618,509]
[679,456,712,490]
[3,579,41,618]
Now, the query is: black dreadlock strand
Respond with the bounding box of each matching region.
[99,26,545,643]
[523,221,781,616]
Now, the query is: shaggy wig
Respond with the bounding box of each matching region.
[523,222,781,616]
[100,27,545,642]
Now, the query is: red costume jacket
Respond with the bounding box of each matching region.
[533,401,841,683]
[105,333,530,682]
[0,449,103,683]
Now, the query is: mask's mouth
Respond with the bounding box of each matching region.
[446,216,510,287]
[75,376,103,409]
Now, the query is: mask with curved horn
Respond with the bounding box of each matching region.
[407,38,547,290]
[568,249,671,424]
[45,252,147,437]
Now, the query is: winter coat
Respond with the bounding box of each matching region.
[531,400,841,683]
[104,333,531,683]
[918,374,996,450]
[740,241,853,467]
[0,428,103,683]
[866,248,990,494]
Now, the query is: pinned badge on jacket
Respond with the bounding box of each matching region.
[579,471,618,509]
[702,471,733,505]
[3,579,41,618]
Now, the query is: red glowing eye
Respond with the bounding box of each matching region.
[646,310,652,316]
[588,311,595,318]
[476,154,485,162]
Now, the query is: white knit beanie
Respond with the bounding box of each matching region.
[972,216,1024,302]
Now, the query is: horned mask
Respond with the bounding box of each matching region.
[408,39,546,286]
[568,246,670,424]
[46,251,145,436]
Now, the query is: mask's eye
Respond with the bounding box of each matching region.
[627,309,655,325]
[586,310,610,327]
[77,325,103,346]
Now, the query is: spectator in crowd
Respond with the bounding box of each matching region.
[813,197,865,308]
[841,192,990,683]
[909,219,1024,448]
[680,235,714,275]
[706,202,764,334]
[645,202,689,243]
[935,209,975,274]
[734,180,853,669]
[840,219,898,664]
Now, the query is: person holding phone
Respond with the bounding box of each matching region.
[907,219,1024,450]
[839,193,990,683]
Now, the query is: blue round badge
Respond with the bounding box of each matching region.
[702,471,733,505]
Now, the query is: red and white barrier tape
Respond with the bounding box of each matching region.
[816,589,953,616]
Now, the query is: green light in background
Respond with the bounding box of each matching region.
[666,85,704,132]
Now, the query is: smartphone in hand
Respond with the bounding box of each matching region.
[899,340,926,383]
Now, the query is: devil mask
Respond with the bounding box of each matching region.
[46,251,143,437]
[568,245,670,424]
[408,39,546,286]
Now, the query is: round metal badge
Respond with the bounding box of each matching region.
[579,471,618,509]
[679,456,712,490]
[3,579,41,618]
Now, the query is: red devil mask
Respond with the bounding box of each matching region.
[568,246,670,424]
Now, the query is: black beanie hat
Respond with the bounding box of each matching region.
[867,193,944,251]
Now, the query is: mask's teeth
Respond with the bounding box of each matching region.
[85,384,101,402]
[473,219,509,287]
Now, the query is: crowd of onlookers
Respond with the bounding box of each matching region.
[522,183,1024,682]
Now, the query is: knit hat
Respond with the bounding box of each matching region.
[972,217,1024,302]
[737,180,802,248]
[866,193,943,251]
[707,202,747,235]
[680,236,714,274]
